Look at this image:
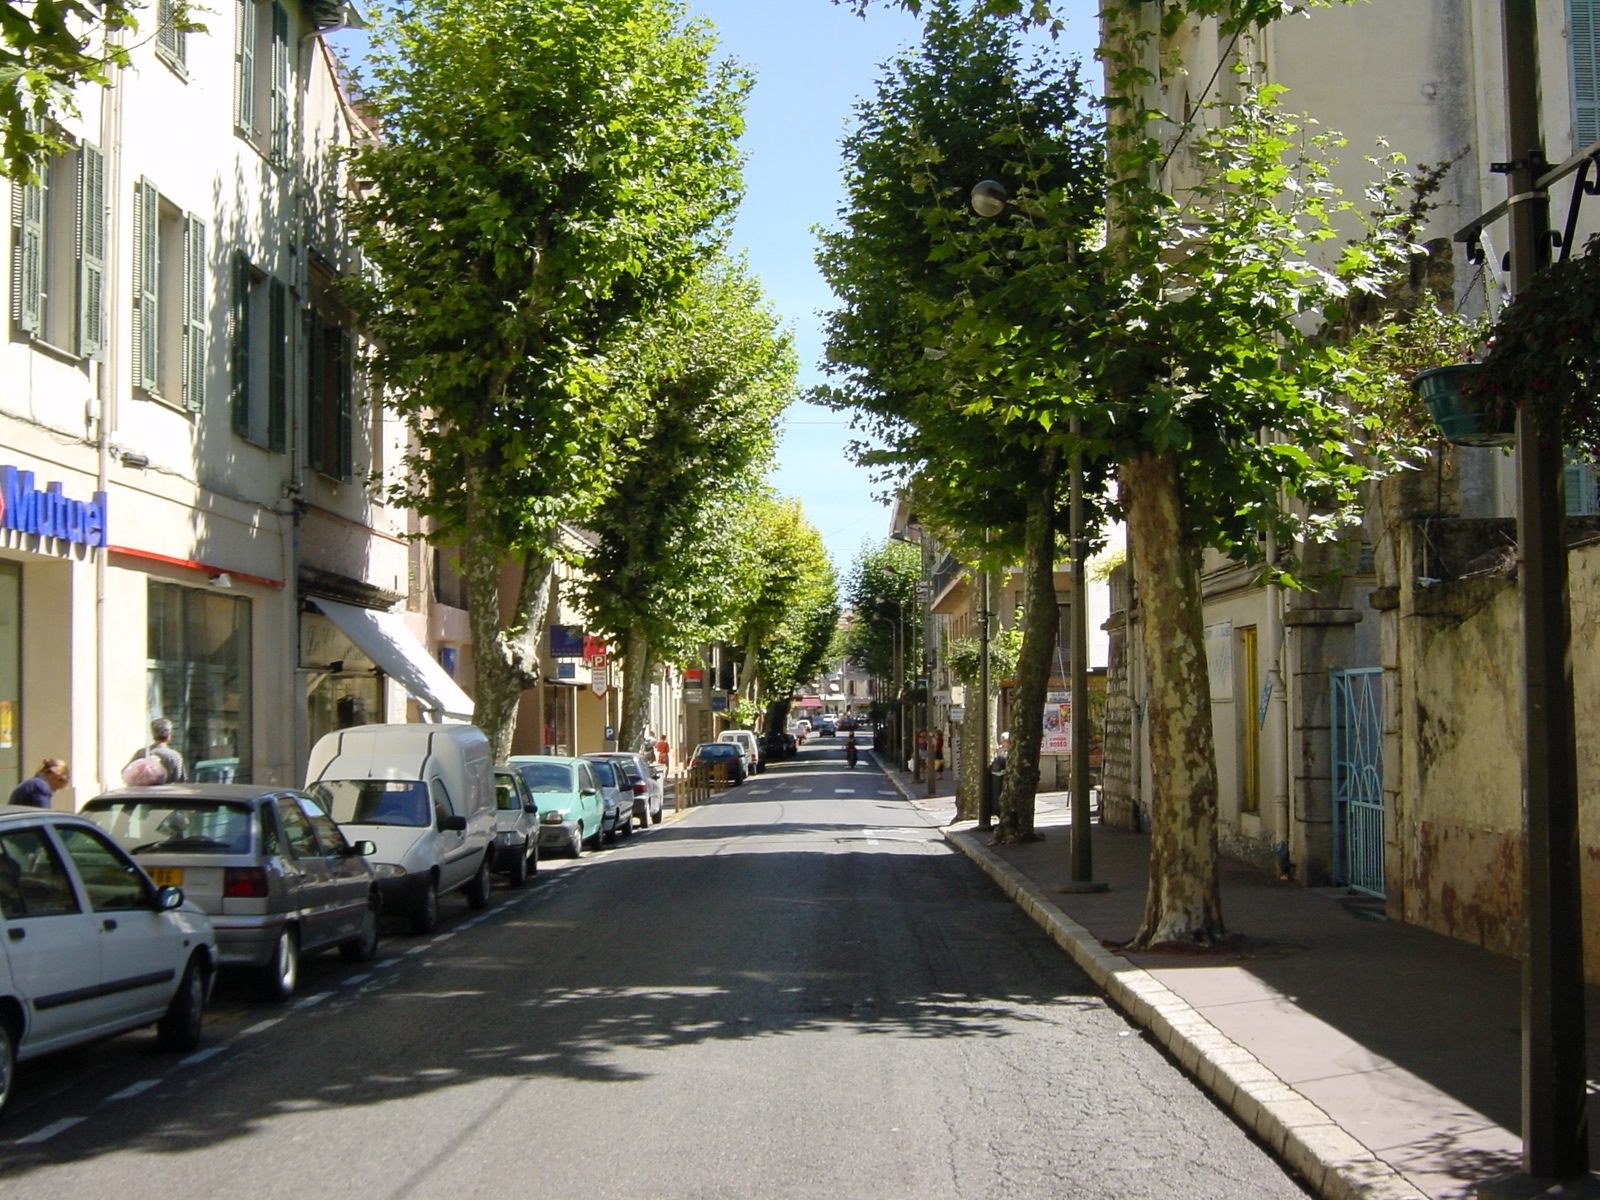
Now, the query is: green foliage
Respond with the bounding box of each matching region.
[733,494,839,700]
[345,0,750,552]
[944,625,1022,686]
[576,257,798,663]
[841,538,921,682]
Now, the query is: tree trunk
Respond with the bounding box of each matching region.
[995,445,1060,844]
[765,697,793,739]
[462,463,554,762]
[955,689,983,821]
[617,628,655,756]
[1122,450,1225,948]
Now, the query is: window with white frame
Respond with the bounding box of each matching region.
[230,252,289,451]
[10,140,105,357]
[234,0,292,161]
[131,179,207,410]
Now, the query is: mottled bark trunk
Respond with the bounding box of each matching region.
[462,463,554,762]
[955,689,983,821]
[995,446,1060,844]
[617,629,655,756]
[1123,450,1225,948]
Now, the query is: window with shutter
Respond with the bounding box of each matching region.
[307,313,328,472]
[131,178,160,391]
[13,179,44,335]
[156,0,187,71]
[183,216,208,412]
[234,0,256,135]
[336,328,354,480]
[76,143,105,360]
[231,251,253,434]
[1572,0,1600,150]
[271,3,291,162]
[268,278,288,452]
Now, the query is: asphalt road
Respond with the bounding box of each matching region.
[0,737,1309,1200]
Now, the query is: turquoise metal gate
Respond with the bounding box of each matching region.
[1331,668,1386,897]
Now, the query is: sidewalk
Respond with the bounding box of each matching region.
[875,755,1600,1200]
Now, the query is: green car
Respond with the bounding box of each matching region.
[508,756,606,857]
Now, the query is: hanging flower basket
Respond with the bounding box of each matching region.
[1411,364,1515,448]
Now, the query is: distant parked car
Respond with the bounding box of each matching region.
[817,721,837,737]
[838,717,859,732]
[584,758,632,841]
[86,784,381,1000]
[510,757,604,857]
[0,804,217,1116]
[584,752,663,827]
[779,733,798,758]
[716,729,762,776]
[490,768,540,887]
[691,742,747,785]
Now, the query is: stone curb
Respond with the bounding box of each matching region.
[876,765,1424,1200]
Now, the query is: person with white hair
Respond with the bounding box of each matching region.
[127,718,186,785]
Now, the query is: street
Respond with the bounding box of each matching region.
[0,739,1307,1200]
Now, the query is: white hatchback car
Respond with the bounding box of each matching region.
[0,805,217,1117]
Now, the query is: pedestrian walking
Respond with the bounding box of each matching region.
[127,717,186,786]
[655,734,670,773]
[8,758,68,808]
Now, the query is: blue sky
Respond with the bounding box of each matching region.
[331,2,1100,571]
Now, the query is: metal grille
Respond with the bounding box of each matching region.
[1331,668,1386,897]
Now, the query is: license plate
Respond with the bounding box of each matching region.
[146,867,183,887]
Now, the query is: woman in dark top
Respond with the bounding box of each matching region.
[9,759,68,808]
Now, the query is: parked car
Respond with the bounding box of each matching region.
[838,717,859,732]
[691,742,747,785]
[817,721,837,737]
[85,785,380,1001]
[306,724,496,935]
[583,752,663,827]
[585,758,632,841]
[759,732,787,763]
[490,769,540,887]
[0,805,217,1116]
[717,729,762,776]
[510,756,604,857]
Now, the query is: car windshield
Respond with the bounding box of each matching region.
[85,798,255,855]
[310,780,430,828]
[697,744,738,758]
[515,763,573,793]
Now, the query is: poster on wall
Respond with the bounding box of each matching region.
[1042,690,1071,754]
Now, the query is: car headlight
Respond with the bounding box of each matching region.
[371,862,407,879]
[541,810,566,824]
[494,831,519,845]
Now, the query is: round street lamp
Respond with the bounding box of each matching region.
[970,179,1010,218]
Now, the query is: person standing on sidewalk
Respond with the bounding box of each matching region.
[9,759,68,808]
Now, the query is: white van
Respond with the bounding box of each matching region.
[306,724,496,934]
[717,729,762,775]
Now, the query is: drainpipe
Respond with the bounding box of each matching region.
[94,28,127,801]
[1264,529,1291,878]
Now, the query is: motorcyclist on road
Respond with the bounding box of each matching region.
[845,734,858,769]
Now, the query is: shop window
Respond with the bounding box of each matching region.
[132,179,207,410]
[235,0,292,161]
[0,562,21,795]
[230,252,288,451]
[147,582,252,783]
[11,140,105,357]
[301,608,382,753]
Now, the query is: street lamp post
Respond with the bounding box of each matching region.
[977,559,994,830]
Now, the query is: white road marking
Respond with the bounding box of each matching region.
[375,958,402,968]
[292,991,333,1008]
[406,944,429,955]
[834,789,855,795]
[240,1017,284,1036]
[863,830,879,845]
[14,1117,86,1144]
[340,975,370,987]
[180,1046,227,1065]
[430,932,457,942]
[104,1079,161,1102]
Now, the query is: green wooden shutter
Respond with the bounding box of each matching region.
[306,314,326,471]
[77,143,105,360]
[1572,0,1600,149]
[156,0,186,67]
[235,0,256,135]
[337,328,354,479]
[268,277,288,452]
[182,215,207,412]
[12,177,44,335]
[230,251,252,434]
[131,178,160,391]
[270,3,290,161]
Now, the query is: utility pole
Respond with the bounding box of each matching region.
[924,529,937,798]
[977,554,994,830]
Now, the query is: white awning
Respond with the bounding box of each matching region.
[308,597,474,721]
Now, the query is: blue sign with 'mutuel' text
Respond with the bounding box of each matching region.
[0,467,108,548]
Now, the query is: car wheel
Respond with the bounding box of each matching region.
[0,1015,17,1117]
[340,893,381,962]
[158,954,207,1051]
[258,927,299,1002]
[411,877,440,935]
[569,824,584,858]
[527,841,540,878]
[651,804,662,826]
[585,821,603,852]
[620,814,633,839]
[506,842,528,888]
[464,855,491,910]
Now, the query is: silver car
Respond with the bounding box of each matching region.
[84,785,380,1002]
[583,752,664,827]
[584,758,632,841]
[490,768,540,886]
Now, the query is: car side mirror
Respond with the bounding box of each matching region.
[437,814,467,832]
[523,803,538,814]
[650,766,662,778]
[156,885,185,911]
[581,787,597,797]
[350,840,377,857]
